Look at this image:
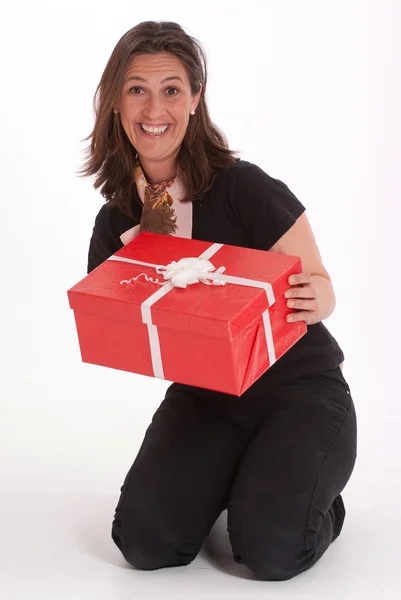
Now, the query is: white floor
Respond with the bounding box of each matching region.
[2,1,400,596]
[1,372,401,600]
[1,468,400,600]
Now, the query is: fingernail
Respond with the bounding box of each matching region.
[287,315,293,322]
[287,300,295,307]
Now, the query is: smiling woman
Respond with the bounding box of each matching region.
[80,20,356,583]
[81,21,237,219]
[117,53,202,183]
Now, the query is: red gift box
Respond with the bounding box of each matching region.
[67,232,306,396]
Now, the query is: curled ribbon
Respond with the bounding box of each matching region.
[121,257,227,289]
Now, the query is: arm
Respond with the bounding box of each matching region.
[270,213,336,324]
[229,163,334,324]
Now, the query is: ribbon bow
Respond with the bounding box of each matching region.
[119,256,228,289]
[156,257,226,289]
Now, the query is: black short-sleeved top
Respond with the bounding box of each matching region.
[87,159,344,398]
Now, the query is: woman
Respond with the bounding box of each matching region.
[83,21,357,581]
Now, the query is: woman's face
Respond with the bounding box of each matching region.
[117,53,201,174]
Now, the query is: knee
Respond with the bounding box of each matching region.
[111,514,196,571]
[237,550,304,581]
[111,518,161,570]
[231,529,313,581]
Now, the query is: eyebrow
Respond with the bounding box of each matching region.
[124,75,184,85]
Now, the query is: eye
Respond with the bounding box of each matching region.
[129,87,144,95]
[166,87,179,96]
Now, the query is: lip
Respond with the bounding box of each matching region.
[139,123,171,127]
[137,123,171,138]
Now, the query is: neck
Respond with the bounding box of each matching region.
[138,156,177,184]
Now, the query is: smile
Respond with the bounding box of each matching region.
[139,123,171,137]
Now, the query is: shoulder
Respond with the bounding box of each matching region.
[209,159,306,251]
[220,159,299,194]
[87,201,138,274]
[215,158,277,182]
[93,201,137,237]
[214,158,305,218]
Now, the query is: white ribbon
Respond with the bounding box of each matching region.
[120,257,227,288]
[108,242,276,381]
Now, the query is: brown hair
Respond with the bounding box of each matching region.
[80,21,238,217]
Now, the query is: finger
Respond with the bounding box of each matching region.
[287,298,319,311]
[285,285,317,299]
[288,273,312,286]
[287,310,317,325]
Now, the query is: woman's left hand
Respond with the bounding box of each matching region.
[284,273,321,325]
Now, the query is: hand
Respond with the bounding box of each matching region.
[284,273,321,325]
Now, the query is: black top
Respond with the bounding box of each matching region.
[87,159,344,398]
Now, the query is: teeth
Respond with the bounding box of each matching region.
[141,124,168,134]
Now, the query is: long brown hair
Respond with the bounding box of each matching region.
[80,21,238,217]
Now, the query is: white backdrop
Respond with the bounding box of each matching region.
[1,0,400,596]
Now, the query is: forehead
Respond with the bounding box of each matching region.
[125,52,190,83]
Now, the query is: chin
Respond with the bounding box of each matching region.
[139,146,180,161]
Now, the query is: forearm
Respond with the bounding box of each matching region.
[311,274,336,321]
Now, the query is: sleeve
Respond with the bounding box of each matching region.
[232,162,306,251]
[87,204,124,274]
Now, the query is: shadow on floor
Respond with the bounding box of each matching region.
[200,510,255,579]
[77,499,253,578]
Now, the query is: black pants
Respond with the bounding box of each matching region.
[111,367,357,580]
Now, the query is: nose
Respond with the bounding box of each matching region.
[142,93,165,121]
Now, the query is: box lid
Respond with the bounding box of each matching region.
[68,232,302,341]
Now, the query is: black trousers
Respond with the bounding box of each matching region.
[111,367,357,580]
